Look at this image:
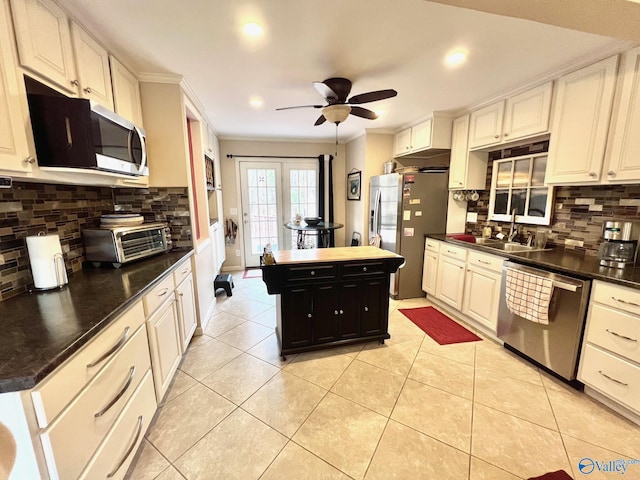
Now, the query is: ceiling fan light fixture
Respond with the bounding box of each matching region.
[322,104,351,124]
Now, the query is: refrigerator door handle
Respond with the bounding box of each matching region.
[372,189,382,235]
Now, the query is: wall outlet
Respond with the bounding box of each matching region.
[466,212,478,223]
[235,249,241,256]
[230,207,237,215]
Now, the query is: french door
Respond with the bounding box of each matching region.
[240,160,318,267]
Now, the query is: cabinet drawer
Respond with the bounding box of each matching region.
[286,264,336,282]
[592,280,640,316]
[579,344,640,414]
[32,300,146,428]
[467,250,505,274]
[425,239,441,253]
[40,325,151,480]
[341,261,385,277]
[173,259,192,286]
[440,243,468,261]
[143,274,175,316]
[79,370,156,480]
[586,303,640,363]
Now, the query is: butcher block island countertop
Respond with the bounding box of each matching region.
[261,246,405,359]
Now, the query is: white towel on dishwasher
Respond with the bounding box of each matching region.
[505,268,554,324]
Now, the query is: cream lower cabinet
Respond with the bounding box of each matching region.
[422,239,440,295]
[174,260,198,352]
[462,251,504,332]
[579,280,640,417]
[435,244,467,311]
[144,274,182,403]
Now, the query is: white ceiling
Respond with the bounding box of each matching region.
[61,0,637,142]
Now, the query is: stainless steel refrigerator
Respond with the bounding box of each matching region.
[370,170,448,299]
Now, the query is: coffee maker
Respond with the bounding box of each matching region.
[598,221,639,268]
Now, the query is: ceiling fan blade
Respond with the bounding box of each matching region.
[313,81,339,103]
[313,78,352,104]
[276,104,324,111]
[314,115,327,126]
[349,106,378,120]
[348,89,398,105]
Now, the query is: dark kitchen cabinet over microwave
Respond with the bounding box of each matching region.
[261,246,404,359]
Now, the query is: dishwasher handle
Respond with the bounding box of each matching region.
[503,262,584,292]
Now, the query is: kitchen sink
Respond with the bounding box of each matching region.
[448,236,550,253]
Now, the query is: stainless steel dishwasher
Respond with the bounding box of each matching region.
[497,261,592,385]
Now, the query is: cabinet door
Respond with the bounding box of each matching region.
[70,22,114,110]
[546,55,618,184]
[10,0,77,94]
[435,256,465,310]
[336,281,361,340]
[468,101,504,149]
[410,118,432,151]
[462,264,501,332]
[312,283,338,344]
[605,47,640,183]
[361,277,387,336]
[146,298,181,402]
[502,82,552,142]
[449,114,469,189]
[0,1,32,173]
[394,128,412,156]
[110,55,143,126]
[176,274,197,352]
[422,251,438,295]
[281,285,313,348]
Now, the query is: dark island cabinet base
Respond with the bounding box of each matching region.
[265,254,403,358]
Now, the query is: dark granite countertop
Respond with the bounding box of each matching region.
[428,234,640,290]
[0,249,193,394]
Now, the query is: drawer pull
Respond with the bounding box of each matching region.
[107,415,144,478]
[478,260,491,265]
[335,310,339,315]
[340,310,344,314]
[611,296,640,308]
[598,370,628,387]
[181,268,189,274]
[363,267,367,272]
[95,366,136,418]
[364,306,369,312]
[307,313,312,318]
[447,250,456,254]
[310,270,315,276]
[158,288,169,297]
[87,327,130,368]
[606,329,637,342]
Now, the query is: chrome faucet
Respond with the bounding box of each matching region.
[508,208,518,242]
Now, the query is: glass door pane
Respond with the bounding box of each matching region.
[283,162,319,249]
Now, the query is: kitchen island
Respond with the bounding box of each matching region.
[261,246,404,359]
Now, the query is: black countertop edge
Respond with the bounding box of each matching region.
[0,249,194,394]
[427,234,640,290]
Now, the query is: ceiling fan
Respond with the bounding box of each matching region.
[276,77,397,126]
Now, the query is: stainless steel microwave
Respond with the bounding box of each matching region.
[27,94,148,176]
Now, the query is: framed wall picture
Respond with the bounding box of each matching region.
[347,170,361,201]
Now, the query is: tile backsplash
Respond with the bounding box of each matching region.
[0,182,191,301]
[464,161,640,256]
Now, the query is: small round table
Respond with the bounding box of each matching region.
[284,222,344,248]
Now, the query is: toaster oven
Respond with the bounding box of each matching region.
[82,223,172,267]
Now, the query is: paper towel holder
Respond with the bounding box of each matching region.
[26,232,69,291]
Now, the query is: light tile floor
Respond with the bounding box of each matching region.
[126,271,640,480]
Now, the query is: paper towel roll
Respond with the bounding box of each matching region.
[26,234,68,290]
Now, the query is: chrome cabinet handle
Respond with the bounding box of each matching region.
[70,79,79,86]
[494,134,500,139]
[87,327,130,368]
[607,171,616,176]
[158,288,169,297]
[503,132,509,137]
[598,370,628,386]
[95,366,136,418]
[83,87,92,93]
[181,268,189,274]
[23,156,36,164]
[589,172,597,177]
[363,266,367,272]
[447,250,455,254]
[478,260,491,265]
[335,310,339,315]
[307,313,312,318]
[606,329,637,342]
[364,306,369,312]
[107,415,143,478]
[340,310,344,314]
[611,296,640,308]
[310,270,315,276]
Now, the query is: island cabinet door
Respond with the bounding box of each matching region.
[312,283,339,343]
[336,281,362,340]
[281,285,314,348]
[360,276,388,336]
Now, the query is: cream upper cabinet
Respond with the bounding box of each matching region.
[0,0,33,173]
[448,114,487,190]
[603,47,640,184]
[469,82,552,150]
[10,0,78,94]
[545,55,618,185]
[393,114,452,158]
[393,127,412,156]
[70,22,113,110]
[110,55,143,126]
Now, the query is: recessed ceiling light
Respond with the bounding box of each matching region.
[249,97,263,108]
[243,22,264,37]
[445,50,468,67]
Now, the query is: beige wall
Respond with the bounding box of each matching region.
[345,134,366,243]
[219,139,346,268]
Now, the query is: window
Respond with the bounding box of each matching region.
[488,153,553,226]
